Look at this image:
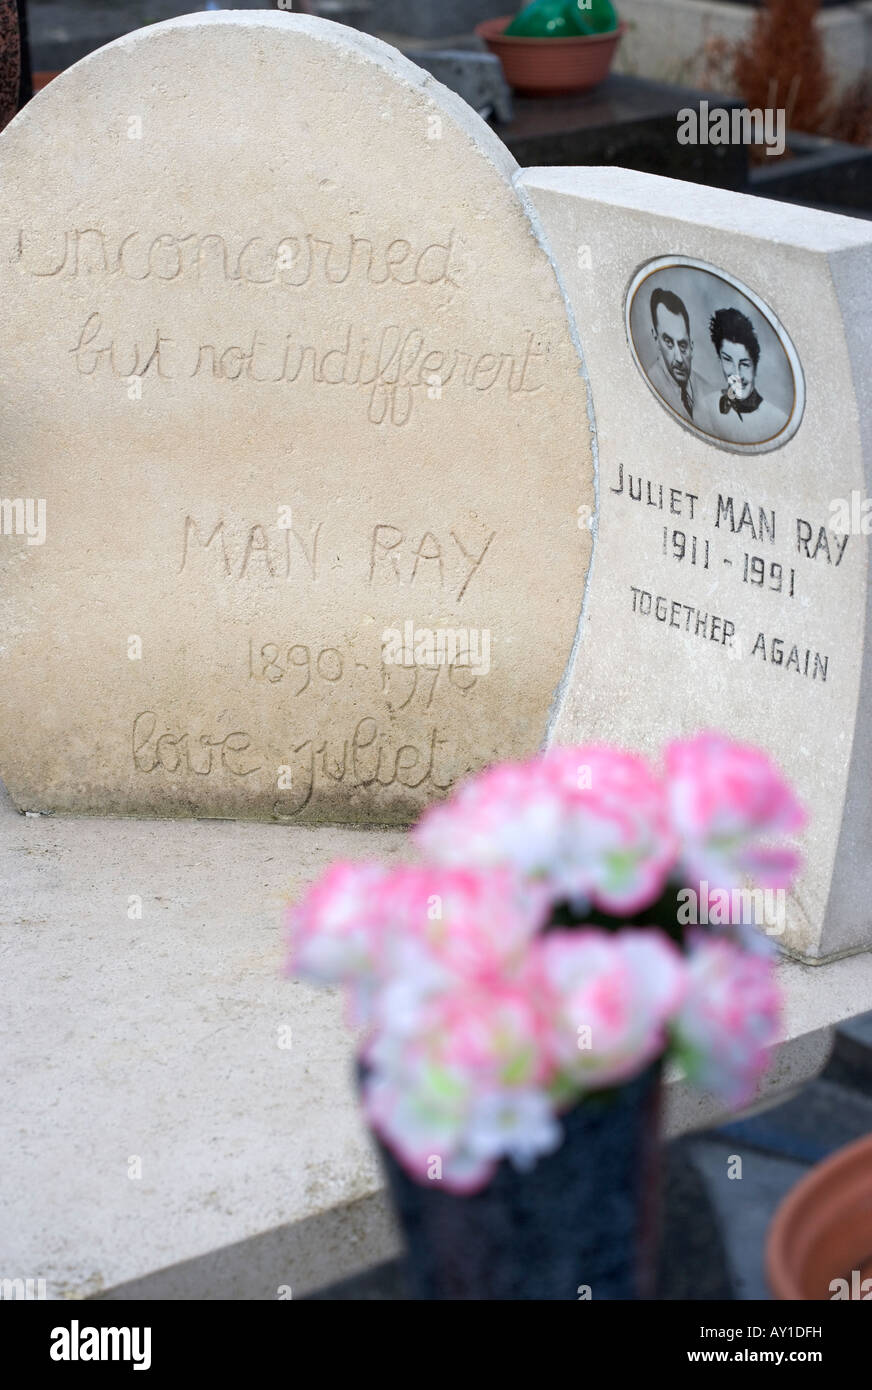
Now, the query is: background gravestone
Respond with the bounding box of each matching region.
[353,1,510,41]
[0,12,593,825]
[523,166,872,964]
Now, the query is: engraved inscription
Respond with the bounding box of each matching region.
[70,314,550,426]
[272,717,459,818]
[132,711,263,776]
[17,226,460,289]
[245,636,480,712]
[130,709,465,819]
[177,513,496,603]
[612,461,840,683]
[368,524,495,602]
[178,515,323,583]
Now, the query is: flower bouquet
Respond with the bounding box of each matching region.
[286,734,805,1300]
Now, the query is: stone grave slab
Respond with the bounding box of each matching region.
[2,783,864,1299]
[0,12,592,824]
[522,166,872,964]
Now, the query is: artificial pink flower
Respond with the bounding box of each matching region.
[415,746,677,915]
[533,929,687,1089]
[362,1062,495,1193]
[288,861,547,1035]
[366,976,555,1096]
[465,1089,562,1171]
[672,933,782,1107]
[363,979,559,1190]
[285,860,391,986]
[666,733,806,892]
[371,865,548,983]
[287,862,543,986]
[418,980,554,1089]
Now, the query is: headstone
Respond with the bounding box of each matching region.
[522,166,872,964]
[358,0,510,41]
[402,49,513,124]
[0,12,593,824]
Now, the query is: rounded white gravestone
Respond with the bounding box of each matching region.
[0,13,593,823]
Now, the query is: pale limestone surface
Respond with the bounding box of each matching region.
[0,12,592,825]
[522,167,872,964]
[1,787,863,1300]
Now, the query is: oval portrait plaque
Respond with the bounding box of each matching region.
[625,255,805,454]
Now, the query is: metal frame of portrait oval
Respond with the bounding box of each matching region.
[624,255,806,456]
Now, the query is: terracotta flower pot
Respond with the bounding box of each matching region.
[766,1132,872,1300]
[32,71,61,93]
[475,15,626,97]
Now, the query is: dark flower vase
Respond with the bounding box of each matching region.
[371,1063,663,1301]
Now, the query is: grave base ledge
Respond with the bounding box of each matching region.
[2,790,868,1300]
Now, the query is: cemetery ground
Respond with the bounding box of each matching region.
[2,8,872,1310]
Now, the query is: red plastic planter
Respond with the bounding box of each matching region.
[476,16,626,97]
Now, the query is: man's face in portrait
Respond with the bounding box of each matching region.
[652,304,692,388]
[718,338,756,402]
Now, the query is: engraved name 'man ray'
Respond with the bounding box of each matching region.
[177,515,496,604]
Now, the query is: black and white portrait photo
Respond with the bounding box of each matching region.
[625,257,804,453]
